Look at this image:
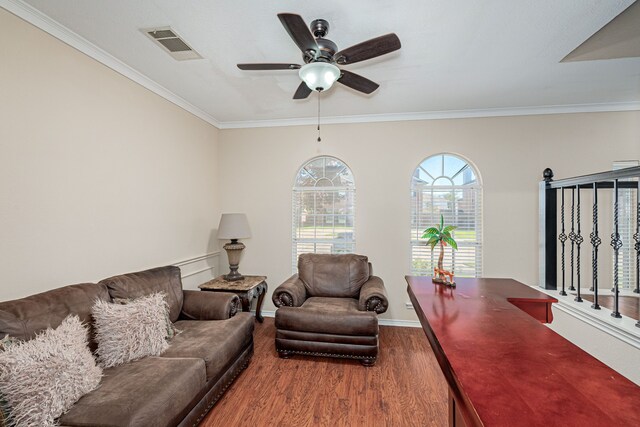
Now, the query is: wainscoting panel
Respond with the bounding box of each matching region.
[173,252,219,290]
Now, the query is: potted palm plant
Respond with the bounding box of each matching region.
[422,214,458,286]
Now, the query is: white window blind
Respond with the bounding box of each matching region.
[613,160,639,290]
[292,156,355,271]
[410,154,482,277]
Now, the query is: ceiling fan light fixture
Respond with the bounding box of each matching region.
[299,62,340,91]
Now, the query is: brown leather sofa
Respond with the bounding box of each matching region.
[272,254,388,366]
[0,266,254,427]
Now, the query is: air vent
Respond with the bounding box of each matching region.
[142,26,202,61]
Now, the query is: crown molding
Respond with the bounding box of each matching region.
[4,0,639,131]
[1,0,221,128]
[217,101,640,129]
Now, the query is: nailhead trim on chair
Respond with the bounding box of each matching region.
[276,348,376,362]
[274,292,294,307]
[366,296,386,313]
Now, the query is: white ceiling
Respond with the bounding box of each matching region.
[11,0,640,126]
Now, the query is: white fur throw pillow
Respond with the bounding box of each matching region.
[0,315,102,427]
[92,292,170,368]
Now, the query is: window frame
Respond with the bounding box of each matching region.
[410,153,483,277]
[292,156,356,271]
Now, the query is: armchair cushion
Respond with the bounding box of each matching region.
[358,276,389,314]
[272,275,307,307]
[180,290,240,320]
[275,297,378,336]
[298,254,370,297]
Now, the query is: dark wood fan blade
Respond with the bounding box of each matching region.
[278,13,318,56]
[237,63,301,70]
[335,33,401,65]
[337,70,379,94]
[293,81,312,99]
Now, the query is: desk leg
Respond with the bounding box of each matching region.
[255,282,268,323]
[449,389,469,427]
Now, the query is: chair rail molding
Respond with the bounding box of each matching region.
[172,251,220,289]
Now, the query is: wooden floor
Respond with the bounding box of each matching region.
[579,293,640,320]
[201,318,448,427]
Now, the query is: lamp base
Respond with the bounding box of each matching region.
[223,240,245,282]
[224,269,244,282]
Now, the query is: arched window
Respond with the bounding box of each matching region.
[410,153,482,277]
[292,156,355,270]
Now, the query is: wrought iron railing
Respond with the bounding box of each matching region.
[539,167,640,327]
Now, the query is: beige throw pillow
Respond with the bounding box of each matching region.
[0,315,102,427]
[112,296,181,340]
[92,292,170,368]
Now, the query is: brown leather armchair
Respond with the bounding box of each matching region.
[272,253,388,366]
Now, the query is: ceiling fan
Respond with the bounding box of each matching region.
[237,13,401,99]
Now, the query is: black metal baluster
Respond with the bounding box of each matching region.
[559,188,568,296]
[590,183,601,309]
[569,187,576,291]
[575,186,583,302]
[589,186,595,292]
[611,179,622,318]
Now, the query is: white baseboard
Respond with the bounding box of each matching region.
[536,286,640,350]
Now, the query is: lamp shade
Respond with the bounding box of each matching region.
[299,62,341,91]
[217,213,251,240]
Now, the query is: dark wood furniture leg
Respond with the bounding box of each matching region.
[278,350,293,359]
[240,293,251,313]
[255,282,268,323]
[360,358,376,367]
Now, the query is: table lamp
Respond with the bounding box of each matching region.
[217,213,251,281]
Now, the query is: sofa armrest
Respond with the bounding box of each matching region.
[358,276,388,314]
[272,275,307,308]
[180,290,240,320]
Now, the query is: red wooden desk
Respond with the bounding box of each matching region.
[405,276,640,427]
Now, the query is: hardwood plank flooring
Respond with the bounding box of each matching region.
[579,293,639,320]
[201,318,448,427]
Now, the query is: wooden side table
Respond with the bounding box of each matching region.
[199,275,268,322]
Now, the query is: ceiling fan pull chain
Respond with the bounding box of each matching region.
[317,90,322,142]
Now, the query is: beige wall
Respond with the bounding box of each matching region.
[0,9,220,300]
[2,6,639,323]
[219,112,640,321]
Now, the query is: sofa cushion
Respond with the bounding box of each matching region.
[298,254,370,297]
[99,266,184,322]
[92,293,170,368]
[0,315,102,427]
[59,356,206,427]
[275,297,378,336]
[163,313,254,381]
[0,282,109,352]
